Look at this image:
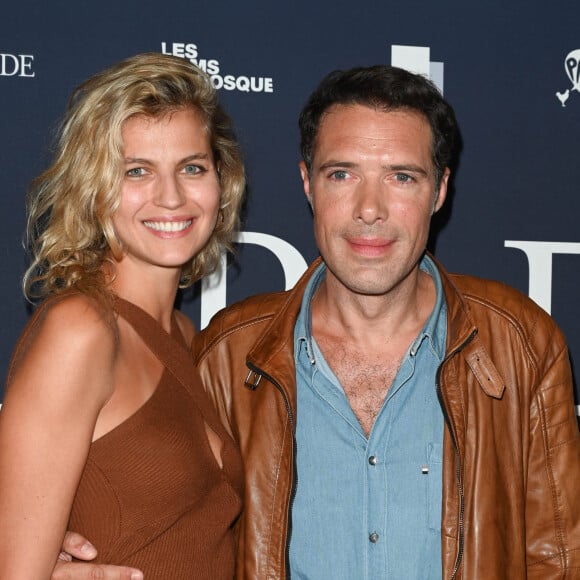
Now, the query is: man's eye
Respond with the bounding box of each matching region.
[395,173,414,183]
[330,170,349,180]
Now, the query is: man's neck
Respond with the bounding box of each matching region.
[311,267,436,347]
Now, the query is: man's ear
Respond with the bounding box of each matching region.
[299,161,312,206]
[433,167,450,214]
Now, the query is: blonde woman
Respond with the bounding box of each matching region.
[0,53,245,579]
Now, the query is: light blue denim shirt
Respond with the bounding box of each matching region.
[290,255,447,579]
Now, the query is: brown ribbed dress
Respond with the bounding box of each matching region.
[67,297,243,578]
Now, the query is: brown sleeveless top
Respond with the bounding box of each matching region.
[67,297,243,579]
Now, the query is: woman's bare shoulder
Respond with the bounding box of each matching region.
[7,293,118,405]
[36,293,117,346]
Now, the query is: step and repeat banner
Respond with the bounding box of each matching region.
[1,2,579,413]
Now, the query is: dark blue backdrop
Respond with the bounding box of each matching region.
[1,1,579,417]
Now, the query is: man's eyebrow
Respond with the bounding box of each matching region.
[317,160,358,171]
[317,160,429,176]
[387,164,429,176]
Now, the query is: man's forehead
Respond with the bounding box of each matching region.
[313,104,433,155]
[319,103,429,129]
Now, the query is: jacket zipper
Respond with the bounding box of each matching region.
[436,328,477,580]
[246,362,296,580]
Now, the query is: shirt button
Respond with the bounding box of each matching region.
[368,455,377,465]
[369,532,380,543]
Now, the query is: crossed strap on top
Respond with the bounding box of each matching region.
[113,297,237,457]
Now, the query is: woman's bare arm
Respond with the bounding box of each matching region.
[0,296,117,579]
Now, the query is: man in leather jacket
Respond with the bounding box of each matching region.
[54,66,580,579]
[194,66,580,579]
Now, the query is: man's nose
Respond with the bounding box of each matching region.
[354,179,388,224]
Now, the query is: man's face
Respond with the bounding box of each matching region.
[300,104,449,299]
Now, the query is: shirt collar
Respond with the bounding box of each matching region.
[294,261,326,364]
[410,254,447,361]
[294,254,447,364]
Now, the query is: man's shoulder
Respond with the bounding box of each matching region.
[195,289,290,351]
[449,271,539,311]
[194,258,322,361]
[446,271,561,339]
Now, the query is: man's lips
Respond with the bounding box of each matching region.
[347,237,394,256]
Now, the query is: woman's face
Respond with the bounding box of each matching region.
[112,107,220,277]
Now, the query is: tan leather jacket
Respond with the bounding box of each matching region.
[194,256,580,579]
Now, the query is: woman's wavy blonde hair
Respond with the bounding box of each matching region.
[24,52,245,301]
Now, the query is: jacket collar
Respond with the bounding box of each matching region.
[244,257,324,402]
[433,253,505,399]
[246,253,505,401]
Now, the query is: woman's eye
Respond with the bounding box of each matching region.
[126,167,145,177]
[183,164,204,175]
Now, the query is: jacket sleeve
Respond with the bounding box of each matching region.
[525,329,580,578]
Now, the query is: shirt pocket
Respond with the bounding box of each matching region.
[427,442,443,532]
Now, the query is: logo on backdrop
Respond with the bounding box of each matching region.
[0,53,35,78]
[555,49,580,107]
[160,42,274,94]
[504,240,580,315]
[390,45,444,94]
